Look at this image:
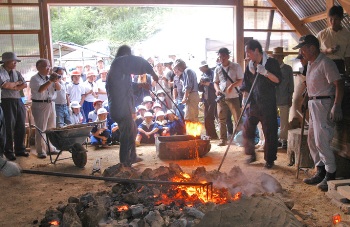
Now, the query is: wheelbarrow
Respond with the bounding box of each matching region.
[33,124,94,168]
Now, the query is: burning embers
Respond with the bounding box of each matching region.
[40,164,285,226]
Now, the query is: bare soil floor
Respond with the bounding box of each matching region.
[0,140,349,226]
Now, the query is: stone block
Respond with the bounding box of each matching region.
[287,128,314,168]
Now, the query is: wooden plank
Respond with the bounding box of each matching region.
[235,0,244,68]
[301,12,327,23]
[267,0,310,36]
[338,186,350,200]
[328,179,350,190]
[45,0,239,6]
[244,29,296,32]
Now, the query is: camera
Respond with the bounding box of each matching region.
[215,93,225,103]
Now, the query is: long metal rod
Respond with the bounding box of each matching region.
[217,72,260,172]
[296,108,307,179]
[22,169,212,187]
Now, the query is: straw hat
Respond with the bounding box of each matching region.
[272,47,288,56]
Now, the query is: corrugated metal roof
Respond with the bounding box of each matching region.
[284,0,350,35]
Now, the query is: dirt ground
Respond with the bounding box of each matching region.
[0,140,349,226]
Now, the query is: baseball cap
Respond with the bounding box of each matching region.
[292,34,319,50]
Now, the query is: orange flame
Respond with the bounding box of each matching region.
[333,213,341,224]
[185,121,202,137]
[116,205,129,212]
[153,173,242,206]
[49,220,59,226]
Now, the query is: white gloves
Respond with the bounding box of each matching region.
[0,160,21,177]
[257,64,268,76]
[330,104,343,122]
[248,61,255,74]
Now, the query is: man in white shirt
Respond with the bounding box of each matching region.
[30,59,61,159]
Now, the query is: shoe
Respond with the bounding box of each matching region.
[218,140,227,146]
[112,141,120,145]
[245,154,257,164]
[15,151,30,157]
[317,171,336,192]
[4,153,16,161]
[303,166,326,185]
[37,153,47,159]
[264,161,274,169]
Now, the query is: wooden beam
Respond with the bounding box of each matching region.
[0,30,40,34]
[243,6,276,10]
[267,0,310,36]
[326,0,334,12]
[244,29,296,32]
[45,0,239,6]
[235,0,244,68]
[301,12,327,23]
[338,0,350,15]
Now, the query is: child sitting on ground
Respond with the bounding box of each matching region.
[109,122,120,145]
[70,101,84,124]
[135,112,158,146]
[165,110,186,135]
[153,111,170,137]
[90,108,111,148]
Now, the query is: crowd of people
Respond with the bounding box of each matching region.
[0,6,348,195]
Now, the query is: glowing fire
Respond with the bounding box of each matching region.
[49,220,59,226]
[333,214,341,224]
[154,172,242,207]
[185,121,202,137]
[116,205,129,212]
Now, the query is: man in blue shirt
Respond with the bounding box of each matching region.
[173,59,200,122]
[106,45,158,167]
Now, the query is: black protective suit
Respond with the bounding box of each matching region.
[240,57,281,164]
[106,55,155,166]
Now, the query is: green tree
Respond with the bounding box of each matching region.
[50,6,170,53]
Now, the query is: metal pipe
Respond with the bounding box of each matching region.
[22,169,212,188]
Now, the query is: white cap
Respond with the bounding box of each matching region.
[156,111,165,117]
[166,110,175,115]
[70,101,81,108]
[156,90,166,95]
[152,103,162,109]
[142,96,153,103]
[137,105,147,111]
[97,108,108,115]
[144,112,153,118]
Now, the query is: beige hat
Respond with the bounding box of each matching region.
[272,47,288,56]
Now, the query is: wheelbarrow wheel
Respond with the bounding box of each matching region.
[71,143,87,168]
